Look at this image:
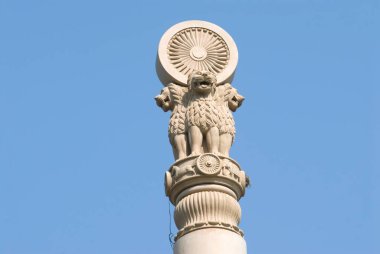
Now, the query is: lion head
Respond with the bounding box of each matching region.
[187,71,217,95]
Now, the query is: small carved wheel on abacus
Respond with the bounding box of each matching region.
[196,153,221,175]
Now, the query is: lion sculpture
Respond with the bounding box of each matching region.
[155,83,188,160]
[185,71,221,155]
[155,70,244,160]
[216,83,244,156]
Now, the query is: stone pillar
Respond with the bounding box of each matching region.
[165,154,248,254]
[155,20,248,254]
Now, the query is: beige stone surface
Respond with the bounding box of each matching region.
[174,228,247,254]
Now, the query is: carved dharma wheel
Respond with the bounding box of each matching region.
[156,20,239,86]
[196,153,221,175]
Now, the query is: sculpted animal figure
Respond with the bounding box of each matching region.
[155,83,188,160]
[216,83,244,157]
[185,71,221,155]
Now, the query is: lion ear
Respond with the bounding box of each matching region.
[211,84,217,96]
[187,78,193,91]
[187,72,194,86]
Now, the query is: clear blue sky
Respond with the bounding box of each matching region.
[0,0,379,253]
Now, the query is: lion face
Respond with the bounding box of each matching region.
[188,71,217,95]
[155,87,171,112]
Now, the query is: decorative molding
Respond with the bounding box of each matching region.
[164,154,248,204]
[174,191,243,239]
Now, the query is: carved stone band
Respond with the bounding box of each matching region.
[164,154,247,204]
[175,184,237,204]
